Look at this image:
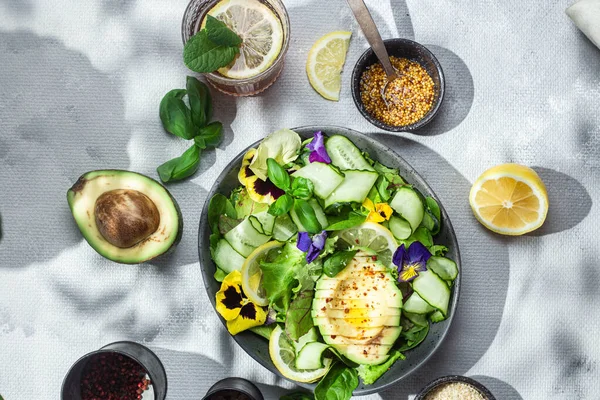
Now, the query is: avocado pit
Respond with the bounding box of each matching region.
[94,189,160,248]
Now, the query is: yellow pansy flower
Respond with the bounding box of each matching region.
[363,198,393,223]
[215,270,267,335]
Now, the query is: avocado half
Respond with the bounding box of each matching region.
[67,170,183,264]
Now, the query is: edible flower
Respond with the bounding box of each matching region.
[249,129,301,180]
[238,148,285,204]
[393,242,431,282]
[306,131,331,164]
[215,270,267,335]
[363,198,393,223]
[297,230,328,263]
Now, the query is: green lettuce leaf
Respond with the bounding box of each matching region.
[260,242,305,312]
[357,349,405,385]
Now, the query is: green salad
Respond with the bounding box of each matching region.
[207,129,458,397]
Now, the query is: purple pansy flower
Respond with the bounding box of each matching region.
[265,307,277,325]
[297,230,328,263]
[393,242,431,282]
[306,131,331,164]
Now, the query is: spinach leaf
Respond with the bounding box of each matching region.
[290,177,314,200]
[314,363,359,400]
[398,323,430,351]
[326,211,365,231]
[285,290,315,341]
[269,193,294,216]
[159,89,196,140]
[323,250,357,277]
[267,158,291,191]
[280,392,314,400]
[357,349,405,385]
[157,144,201,183]
[207,193,237,235]
[196,121,223,148]
[410,226,433,248]
[205,14,242,47]
[218,215,241,235]
[293,199,322,234]
[186,76,211,127]
[183,30,239,73]
[250,324,276,341]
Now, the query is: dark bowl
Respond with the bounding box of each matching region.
[415,375,496,399]
[351,38,445,132]
[198,126,460,395]
[203,377,264,400]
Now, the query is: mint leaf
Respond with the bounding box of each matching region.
[186,76,211,127]
[184,30,239,73]
[157,144,201,182]
[159,89,196,139]
[206,14,242,47]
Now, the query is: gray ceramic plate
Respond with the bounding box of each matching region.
[198,126,461,395]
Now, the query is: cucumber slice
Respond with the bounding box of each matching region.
[293,327,319,353]
[290,199,329,231]
[272,214,298,241]
[248,211,276,236]
[430,310,446,323]
[325,135,375,171]
[427,256,458,281]
[212,239,246,273]
[292,162,345,199]
[324,170,378,208]
[390,187,424,231]
[412,270,451,316]
[389,215,412,240]
[224,218,271,257]
[420,210,437,232]
[295,342,330,370]
[403,311,428,327]
[403,291,435,314]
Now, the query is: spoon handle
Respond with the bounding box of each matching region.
[346,0,396,78]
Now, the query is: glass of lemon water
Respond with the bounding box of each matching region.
[182,0,290,96]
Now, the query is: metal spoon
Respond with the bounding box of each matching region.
[346,0,401,108]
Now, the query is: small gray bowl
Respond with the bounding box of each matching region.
[202,377,264,400]
[198,126,460,395]
[351,38,445,132]
[416,375,496,399]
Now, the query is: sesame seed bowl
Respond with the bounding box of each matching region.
[351,38,445,133]
[415,375,496,400]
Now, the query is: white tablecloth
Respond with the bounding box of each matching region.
[1,0,598,399]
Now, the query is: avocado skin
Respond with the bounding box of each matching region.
[67,169,183,264]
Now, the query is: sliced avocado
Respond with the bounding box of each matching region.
[312,252,403,366]
[67,170,182,264]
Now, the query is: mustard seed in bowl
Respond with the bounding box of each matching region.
[359,57,435,127]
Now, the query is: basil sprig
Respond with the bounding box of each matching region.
[184,15,242,73]
[157,76,223,183]
[266,158,321,233]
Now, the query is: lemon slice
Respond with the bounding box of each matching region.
[336,222,398,268]
[269,325,332,383]
[306,31,352,101]
[204,0,284,79]
[241,241,283,307]
[469,163,549,235]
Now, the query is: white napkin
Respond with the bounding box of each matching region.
[567,0,600,49]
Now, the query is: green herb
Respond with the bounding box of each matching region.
[157,144,201,183]
[157,77,223,183]
[294,199,322,234]
[183,15,242,73]
[326,211,365,231]
[280,392,314,400]
[314,363,359,400]
[269,193,294,216]
[290,177,314,200]
[218,215,241,235]
[399,323,430,351]
[267,158,291,191]
[357,349,405,385]
[323,250,358,277]
[250,324,276,340]
[285,290,315,341]
[430,244,448,256]
[207,193,237,235]
[375,175,391,202]
[159,89,196,140]
[410,226,433,248]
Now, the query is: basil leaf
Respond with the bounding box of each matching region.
[290,177,314,200]
[186,76,211,127]
[293,199,322,234]
[206,14,242,47]
[326,211,366,231]
[194,136,207,149]
[183,30,239,73]
[157,144,201,183]
[197,121,223,148]
[314,363,359,400]
[323,250,358,277]
[285,290,314,341]
[267,158,291,191]
[159,89,196,139]
[208,194,237,234]
[280,392,314,400]
[269,193,294,216]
